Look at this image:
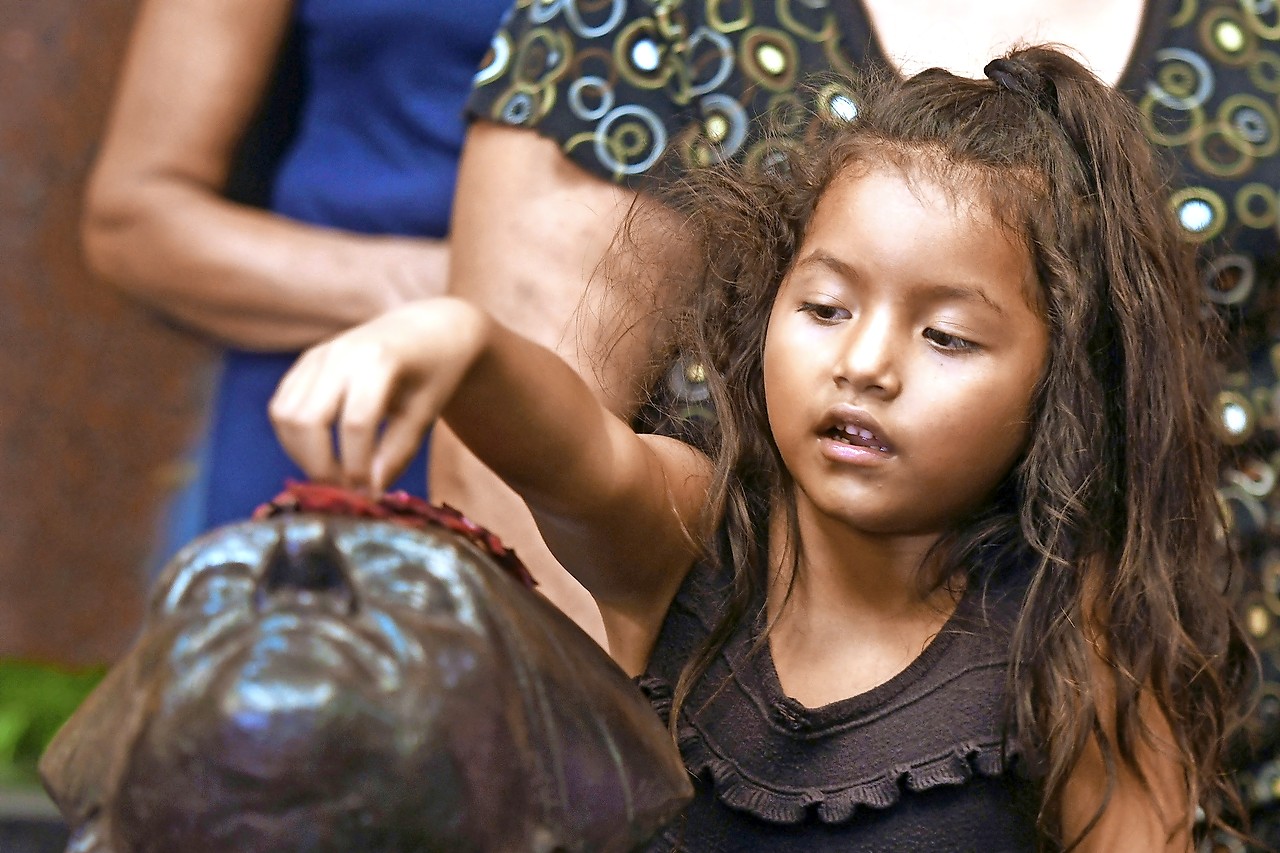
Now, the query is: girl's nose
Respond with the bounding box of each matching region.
[834,311,901,397]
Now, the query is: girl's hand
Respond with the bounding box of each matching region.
[270,298,489,492]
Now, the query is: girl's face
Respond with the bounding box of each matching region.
[763,162,1049,539]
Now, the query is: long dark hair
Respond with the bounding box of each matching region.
[646,46,1252,846]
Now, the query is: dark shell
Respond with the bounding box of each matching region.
[39,512,691,852]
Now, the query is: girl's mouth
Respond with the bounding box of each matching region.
[826,424,890,453]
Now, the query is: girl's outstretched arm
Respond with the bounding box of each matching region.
[270,298,711,666]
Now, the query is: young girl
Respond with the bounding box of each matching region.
[269,47,1250,850]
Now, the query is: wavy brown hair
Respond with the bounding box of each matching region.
[644,46,1253,847]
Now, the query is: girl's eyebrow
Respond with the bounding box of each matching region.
[920,283,1008,318]
[793,251,1007,317]
[792,250,858,282]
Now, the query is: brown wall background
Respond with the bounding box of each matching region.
[0,0,216,666]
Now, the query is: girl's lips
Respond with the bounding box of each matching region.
[827,422,890,452]
[819,431,894,465]
[818,406,894,455]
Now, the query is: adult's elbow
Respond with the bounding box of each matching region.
[80,173,154,301]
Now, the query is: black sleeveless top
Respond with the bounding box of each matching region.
[635,563,1036,851]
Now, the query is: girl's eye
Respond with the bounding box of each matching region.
[799,302,848,323]
[923,328,977,351]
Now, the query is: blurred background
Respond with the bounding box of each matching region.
[1,0,215,842]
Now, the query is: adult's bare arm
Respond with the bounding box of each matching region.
[445,121,677,405]
[82,0,447,351]
[431,122,686,648]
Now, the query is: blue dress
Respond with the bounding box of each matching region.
[187,0,513,534]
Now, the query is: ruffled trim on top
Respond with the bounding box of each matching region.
[635,674,1020,825]
[636,675,674,724]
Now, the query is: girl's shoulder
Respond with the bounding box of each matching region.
[637,562,1036,837]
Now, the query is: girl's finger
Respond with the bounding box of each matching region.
[370,391,438,494]
[269,350,344,483]
[336,361,398,490]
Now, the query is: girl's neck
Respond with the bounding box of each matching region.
[763,506,962,708]
[765,505,952,627]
